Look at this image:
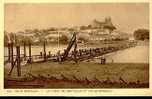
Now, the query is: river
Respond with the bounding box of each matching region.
[96,44,149,63]
[4,42,149,63]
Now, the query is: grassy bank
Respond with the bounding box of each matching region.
[4,61,149,88]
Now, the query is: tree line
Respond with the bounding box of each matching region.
[133,29,149,41]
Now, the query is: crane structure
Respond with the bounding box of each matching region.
[61,32,78,63]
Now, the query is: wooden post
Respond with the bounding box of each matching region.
[48,51,51,57]
[29,42,32,63]
[43,40,46,61]
[8,42,15,76]
[16,46,21,76]
[23,42,26,59]
[74,32,77,63]
[40,52,42,56]
[8,58,17,76]
[11,42,14,67]
[8,43,11,62]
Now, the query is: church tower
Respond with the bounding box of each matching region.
[105,17,112,25]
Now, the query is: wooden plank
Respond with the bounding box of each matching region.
[43,41,46,61]
[11,42,14,67]
[24,42,26,59]
[8,43,11,62]
[16,46,21,77]
[28,43,32,63]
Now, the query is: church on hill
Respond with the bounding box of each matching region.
[91,17,116,34]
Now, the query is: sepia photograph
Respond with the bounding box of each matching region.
[4,2,149,89]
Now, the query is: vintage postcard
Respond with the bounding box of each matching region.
[0,0,152,96]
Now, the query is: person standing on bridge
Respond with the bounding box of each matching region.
[57,50,61,64]
[101,55,106,64]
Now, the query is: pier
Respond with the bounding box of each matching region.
[4,32,137,77]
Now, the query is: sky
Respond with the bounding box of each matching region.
[4,3,149,34]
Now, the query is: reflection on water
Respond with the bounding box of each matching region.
[4,45,66,56]
[4,44,149,63]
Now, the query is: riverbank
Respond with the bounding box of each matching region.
[4,40,149,88]
[4,62,149,88]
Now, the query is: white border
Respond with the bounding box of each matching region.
[0,0,151,96]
